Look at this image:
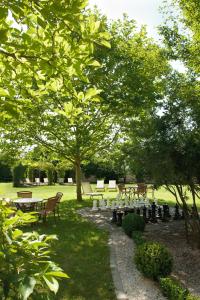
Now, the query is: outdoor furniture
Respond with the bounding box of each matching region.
[108,180,117,191]
[55,192,63,217]
[14,197,43,212]
[38,196,58,222]
[68,178,73,184]
[134,183,147,198]
[82,182,103,200]
[43,177,49,185]
[35,178,40,185]
[25,178,33,186]
[17,191,32,198]
[96,180,105,191]
[58,178,64,184]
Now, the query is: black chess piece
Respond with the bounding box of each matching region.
[143,205,148,223]
[174,203,181,220]
[136,207,140,215]
[151,202,157,223]
[148,208,152,221]
[111,209,117,223]
[162,204,169,222]
[116,211,123,226]
[158,206,162,219]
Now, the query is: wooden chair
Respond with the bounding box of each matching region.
[16,191,33,211]
[38,196,58,222]
[17,191,32,198]
[55,192,63,217]
[135,183,147,198]
[82,182,103,200]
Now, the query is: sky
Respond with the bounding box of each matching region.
[89,0,186,72]
[89,0,164,40]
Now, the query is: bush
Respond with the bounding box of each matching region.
[132,231,146,246]
[186,295,200,300]
[160,277,188,300]
[135,242,173,280]
[122,213,145,237]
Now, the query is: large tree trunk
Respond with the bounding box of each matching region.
[75,159,82,202]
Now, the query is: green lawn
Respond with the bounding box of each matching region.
[0,183,195,299]
[0,182,194,205]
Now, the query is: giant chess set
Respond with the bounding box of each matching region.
[91,194,185,226]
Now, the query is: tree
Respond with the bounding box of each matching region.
[126,72,200,247]
[160,0,200,73]
[0,1,112,201]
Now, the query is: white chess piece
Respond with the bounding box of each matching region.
[99,199,107,211]
[111,201,115,210]
[91,200,98,211]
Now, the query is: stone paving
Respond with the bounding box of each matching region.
[78,208,166,300]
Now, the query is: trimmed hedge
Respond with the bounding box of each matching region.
[160,277,188,300]
[134,242,173,280]
[160,277,200,300]
[122,213,145,237]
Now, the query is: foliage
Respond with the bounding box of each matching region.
[160,0,200,73]
[12,163,26,187]
[122,213,145,237]
[0,202,68,299]
[134,242,173,280]
[0,0,113,202]
[0,162,12,182]
[160,277,188,300]
[132,230,146,246]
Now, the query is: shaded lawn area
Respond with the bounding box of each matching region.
[34,200,116,300]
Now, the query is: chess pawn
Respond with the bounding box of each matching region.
[111,209,117,223]
[106,199,111,209]
[99,199,106,211]
[92,200,98,211]
[111,201,115,210]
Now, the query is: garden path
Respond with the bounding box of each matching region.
[78,208,166,300]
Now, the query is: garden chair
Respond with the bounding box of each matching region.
[82,182,103,200]
[55,192,63,217]
[58,178,64,184]
[16,191,33,211]
[38,196,58,222]
[68,178,73,184]
[96,180,105,191]
[108,180,117,191]
[43,177,49,185]
[35,178,40,185]
[17,191,32,198]
[25,178,33,186]
[135,183,147,198]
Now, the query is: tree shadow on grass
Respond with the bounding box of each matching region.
[35,200,116,300]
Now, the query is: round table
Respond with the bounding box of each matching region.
[14,198,43,204]
[13,198,43,212]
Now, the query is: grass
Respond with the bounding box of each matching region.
[0,183,116,300]
[0,182,196,299]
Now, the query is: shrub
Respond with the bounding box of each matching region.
[160,277,188,300]
[132,231,146,246]
[122,213,145,237]
[186,295,200,300]
[135,242,173,280]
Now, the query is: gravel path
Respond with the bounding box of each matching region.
[78,208,166,300]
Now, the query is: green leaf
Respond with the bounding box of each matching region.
[19,277,36,300]
[0,87,10,97]
[46,271,69,278]
[85,88,102,100]
[43,275,59,294]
